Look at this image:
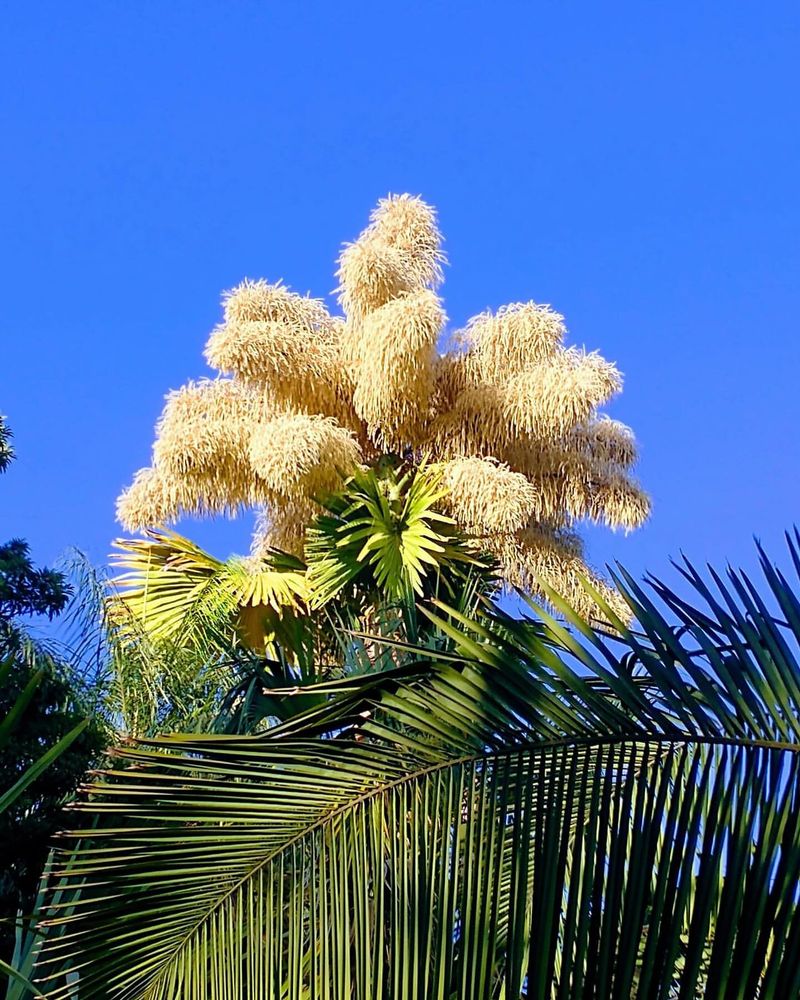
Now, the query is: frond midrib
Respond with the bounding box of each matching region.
[135,727,799,994]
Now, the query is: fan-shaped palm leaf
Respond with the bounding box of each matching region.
[109,528,309,653]
[36,534,800,998]
[306,462,481,609]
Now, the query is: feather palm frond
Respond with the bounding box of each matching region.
[36,533,800,998]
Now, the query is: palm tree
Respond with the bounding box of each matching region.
[106,463,495,734]
[115,195,650,619]
[34,533,800,998]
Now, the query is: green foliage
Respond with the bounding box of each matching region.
[61,549,240,740]
[102,533,327,735]
[109,529,309,655]
[306,462,481,608]
[0,417,104,995]
[34,535,800,998]
[214,562,496,735]
[103,466,496,735]
[0,417,13,475]
[0,649,99,998]
[0,420,70,627]
[0,541,70,624]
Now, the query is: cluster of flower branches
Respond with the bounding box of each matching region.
[117,195,649,616]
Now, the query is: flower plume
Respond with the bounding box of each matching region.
[118,193,650,617]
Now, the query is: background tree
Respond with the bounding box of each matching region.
[0,419,70,630]
[115,195,650,620]
[0,416,104,987]
[0,654,103,984]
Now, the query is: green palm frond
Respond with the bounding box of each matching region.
[306,462,481,609]
[104,530,315,734]
[36,533,800,998]
[109,528,309,653]
[2,853,60,1000]
[106,505,490,736]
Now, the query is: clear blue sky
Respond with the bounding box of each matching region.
[1,1,798,591]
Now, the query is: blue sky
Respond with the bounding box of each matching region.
[1,1,798,592]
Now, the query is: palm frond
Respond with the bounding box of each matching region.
[306,462,482,609]
[109,528,309,653]
[36,534,800,998]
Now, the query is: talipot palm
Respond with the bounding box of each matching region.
[35,533,800,998]
[115,195,650,619]
[106,464,496,734]
[110,463,480,653]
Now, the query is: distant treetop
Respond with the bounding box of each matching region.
[0,415,71,627]
[0,415,14,473]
